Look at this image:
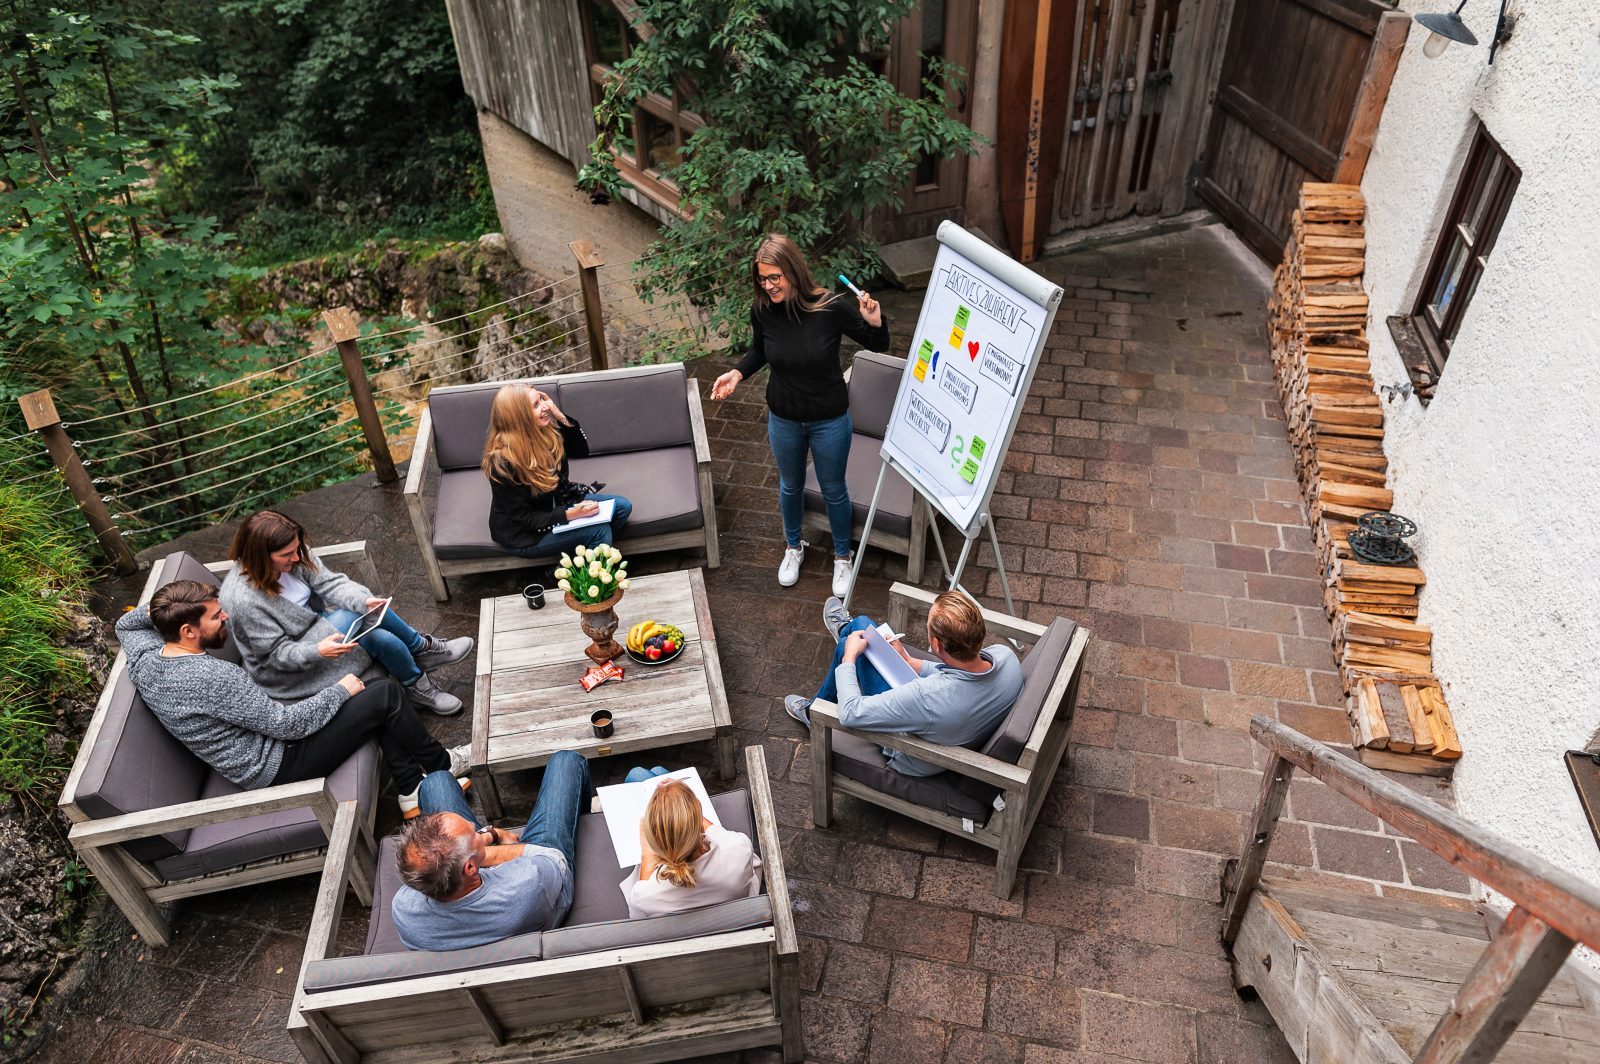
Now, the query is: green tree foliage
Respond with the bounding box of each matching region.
[0,7,403,548]
[578,0,978,348]
[154,0,490,261]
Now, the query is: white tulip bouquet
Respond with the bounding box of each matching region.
[555,544,630,603]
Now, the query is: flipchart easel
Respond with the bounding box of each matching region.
[843,222,1064,616]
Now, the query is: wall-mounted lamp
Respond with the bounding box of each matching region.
[1417,0,1515,62]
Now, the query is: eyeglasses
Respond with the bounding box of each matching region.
[757,273,785,289]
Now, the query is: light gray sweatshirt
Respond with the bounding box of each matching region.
[115,605,351,788]
[218,554,372,701]
[835,645,1023,776]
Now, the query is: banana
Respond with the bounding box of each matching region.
[627,621,649,653]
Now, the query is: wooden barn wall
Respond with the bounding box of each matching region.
[444,0,595,167]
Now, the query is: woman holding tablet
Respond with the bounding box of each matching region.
[219,510,474,715]
[481,383,632,558]
[708,234,888,596]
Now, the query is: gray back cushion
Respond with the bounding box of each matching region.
[544,895,771,959]
[74,549,237,860]
[848,351,907,440]
[558,365,691,455]
[978,618,1079,766]
[429,379,561,471]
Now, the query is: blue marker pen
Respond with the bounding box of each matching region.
[838,274,865,298]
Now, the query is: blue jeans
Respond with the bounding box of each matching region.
[768,411,853,557]
[323,607,425,685]
[418,750,592,870]
[625,765,669,784]
[813,615,898,704]
[508,493,634,559]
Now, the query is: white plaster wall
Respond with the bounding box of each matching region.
[1361,1,1600,908]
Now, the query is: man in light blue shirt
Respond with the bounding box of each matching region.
[786,591,1023,776]
[392,750,591,951]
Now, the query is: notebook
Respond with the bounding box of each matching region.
[596,767,723,867]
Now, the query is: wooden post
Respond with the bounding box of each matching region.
[568,240,608,371]
[18,390,136,574]
[1221,752,1294,945]
[1335,11,1411,185]
[321,308,398,484]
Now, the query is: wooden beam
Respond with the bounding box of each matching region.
[1216,85,1339,179]
[1336,12,1410,184]
[1222,753,1294,945]
[1249,716,1600,950]
[1412,905,1575,1064]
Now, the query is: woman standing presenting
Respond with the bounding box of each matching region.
[482,383,633,558]
[709,234,889,595]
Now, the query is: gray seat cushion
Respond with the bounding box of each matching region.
[75,550,244,862]
[557,365,692,454]
[566,787,758,927]
[428,380,562,471]
[305,837,545,993]
[152,740,380,881]
[831,731,993,823]
[431,447,703,561]
[803,434,915,539]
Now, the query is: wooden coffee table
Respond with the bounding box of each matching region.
[470,567,735,819]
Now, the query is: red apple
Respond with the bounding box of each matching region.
[646,644,662,660]
[662,639,677,654]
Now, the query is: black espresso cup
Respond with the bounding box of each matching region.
[522,583,546,610]
[591,710,614,739]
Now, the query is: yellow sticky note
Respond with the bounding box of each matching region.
[948,325,965,348]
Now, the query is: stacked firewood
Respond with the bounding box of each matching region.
[1269,183,1461,773]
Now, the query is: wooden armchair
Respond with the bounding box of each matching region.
[59,544,382,947]
[809,583,1089,898]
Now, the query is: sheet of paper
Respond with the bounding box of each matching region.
[862,624,919,689]
[550,497,615,533]
[596,767,722,867]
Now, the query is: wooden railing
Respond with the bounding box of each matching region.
[1223,716,1600,1064]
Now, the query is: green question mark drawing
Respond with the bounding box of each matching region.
[950,434,966,469]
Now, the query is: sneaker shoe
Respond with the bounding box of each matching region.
[414,634,475,671]
[397,775,472,819]
[831,555,854,598]
[778,541,807,587]
[784,694,813,728]
[406,674,464,716]
[447,743,472,778]
[823,596,851,640]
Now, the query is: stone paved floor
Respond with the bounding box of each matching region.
[41,219,1470,1064]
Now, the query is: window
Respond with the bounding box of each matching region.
[1411,125,1519,374]
[579,0,702,211]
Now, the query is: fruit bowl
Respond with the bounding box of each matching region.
[625,619,688,666]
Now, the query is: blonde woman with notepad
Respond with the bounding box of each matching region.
[625,778,762,918]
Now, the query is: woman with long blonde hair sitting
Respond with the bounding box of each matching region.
[482,383,632,558]
[626,777,762,918]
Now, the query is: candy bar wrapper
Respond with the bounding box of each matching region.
[580,666,608,692]
[601,660,625,681]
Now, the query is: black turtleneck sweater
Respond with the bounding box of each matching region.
[734,297,891,422]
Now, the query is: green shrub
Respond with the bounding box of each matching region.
[0,459,91,798]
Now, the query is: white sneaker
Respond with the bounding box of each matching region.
[398,775,473,820]
[778,541,807,587]
[447,744,472,777]
[832,554,855,597]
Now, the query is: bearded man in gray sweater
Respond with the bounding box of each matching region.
[117,579,469,816]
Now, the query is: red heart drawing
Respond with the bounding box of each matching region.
[967,340,980,360]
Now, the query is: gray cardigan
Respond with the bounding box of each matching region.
[218,552,374,700]
[115,606,350,789]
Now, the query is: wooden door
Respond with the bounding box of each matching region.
[880,0,978,242]
[1199,0,1406,260]
[998,0,1228,260]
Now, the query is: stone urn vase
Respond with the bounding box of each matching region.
[566,588,625,664]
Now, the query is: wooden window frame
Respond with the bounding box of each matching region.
[577,0,702,213]
[1411,125,1519,375]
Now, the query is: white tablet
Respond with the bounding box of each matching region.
[341,598,391,644]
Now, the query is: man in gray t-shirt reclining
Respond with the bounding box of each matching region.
[391,751,592,951]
